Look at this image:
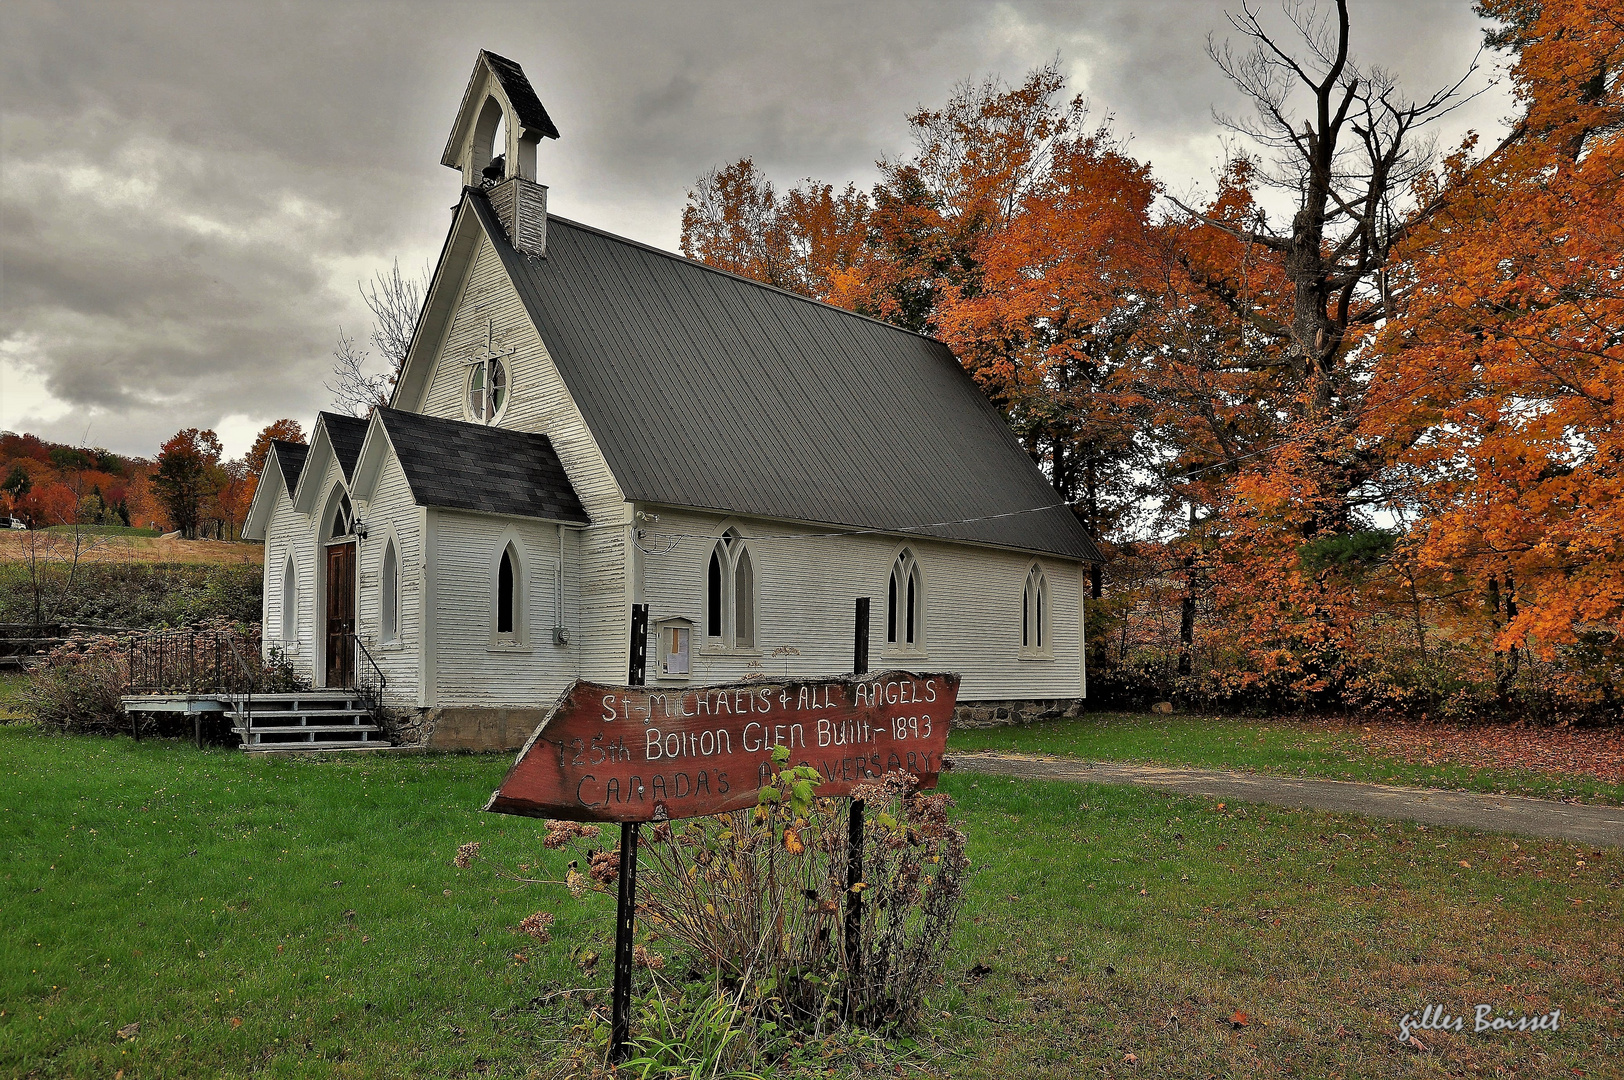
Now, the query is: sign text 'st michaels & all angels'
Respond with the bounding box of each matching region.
[486,672,959,822]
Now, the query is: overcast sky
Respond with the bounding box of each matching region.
[0,0,1512,459]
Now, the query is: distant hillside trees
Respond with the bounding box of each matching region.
[0,432,134,530]
[0,418,307,543]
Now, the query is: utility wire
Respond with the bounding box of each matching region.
[632,500,1076,552]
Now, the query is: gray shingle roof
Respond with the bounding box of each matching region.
[376,408,588,524]
[318,412,369,483]
[468,195,1103,562]
[481,50,559,140]
[271,440,308,493]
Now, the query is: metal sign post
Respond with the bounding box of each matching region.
[610,603,648,1063]
[846,598,869,1013]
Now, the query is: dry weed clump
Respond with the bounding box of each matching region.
[636,748,969,1033]
[452,746,968,1072]
[20,633,128,733]
[518,911,554,943]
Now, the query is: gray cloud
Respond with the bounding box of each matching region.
[0,0,1509,457]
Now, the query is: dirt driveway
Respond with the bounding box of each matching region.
[950,751,1624,847]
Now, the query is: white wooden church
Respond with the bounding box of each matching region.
[244,51,1102,750]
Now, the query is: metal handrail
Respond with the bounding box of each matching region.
[347,633,388,723]
[222,634,258,745]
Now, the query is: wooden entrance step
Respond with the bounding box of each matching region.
[119,690,388,752]
[225,691,383,752]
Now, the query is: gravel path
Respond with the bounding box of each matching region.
[948,751,1624,848]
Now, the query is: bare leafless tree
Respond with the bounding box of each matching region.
[1149,0,1503,541]
[326,327,389,417]
[326,260,427,416]
[363,259,425,373]
[1170,0,1483,419]
[20,466,113,626]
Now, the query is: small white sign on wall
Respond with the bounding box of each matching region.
[655,617,693,678]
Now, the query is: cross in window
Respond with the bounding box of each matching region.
[467,318,517,422]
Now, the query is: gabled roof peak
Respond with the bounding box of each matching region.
[269,439,308,493]
[314,411,368,483]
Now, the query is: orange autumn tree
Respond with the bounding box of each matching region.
[208,419,305,540]
[229,418,307,534]
[894,69,1160,553]
[1370,0,1624,711]
[246,418,305,478]
[152,428,223,540]
[680,159,868,299]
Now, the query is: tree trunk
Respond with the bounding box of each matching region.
[1085,454,1103,600]
[1178,503,1197,678]
[1178,558,1196,678]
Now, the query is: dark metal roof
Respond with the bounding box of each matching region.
[318,412,369,483]
[480,50,559,140]
[270,440,308,493]
[468,195,1102,561]
[375,408,588,524]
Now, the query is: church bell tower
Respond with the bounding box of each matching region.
[441,50,560,258]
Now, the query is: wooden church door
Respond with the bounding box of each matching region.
[325,542,356,687]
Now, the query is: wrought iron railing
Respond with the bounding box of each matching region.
[222,633,257,744]
[348,634,388,723]
[126,629,260,695]
[124,628,264,747]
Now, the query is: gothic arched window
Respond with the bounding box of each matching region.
[1022,564,1049,654]
[887,549,922,649]
[281,555,298,641]
[381,539,400,643]
[329,493,354,540]
[733,547,755,649]
[497,545,517,635]
[705,529,756,649]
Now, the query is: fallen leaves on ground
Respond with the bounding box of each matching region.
[1351,720,1624,783]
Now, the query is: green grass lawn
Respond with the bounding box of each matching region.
[40,525,163,538]
[3,726,1619,1078]
[949,712,1624,805]
[0,673,29,721]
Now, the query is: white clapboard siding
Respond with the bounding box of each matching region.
[413,236,626,528]
[261,489,316,686]
[576,523,629,683]
[637,507,1084,701]
[353,453,423,706]
[427,509,580,705]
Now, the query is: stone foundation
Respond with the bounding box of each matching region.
[414,707,550,752]
[951,698,1086,729]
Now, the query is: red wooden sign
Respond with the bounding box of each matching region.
[485,672,959,822]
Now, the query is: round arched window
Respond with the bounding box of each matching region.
[468,357,508,422]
